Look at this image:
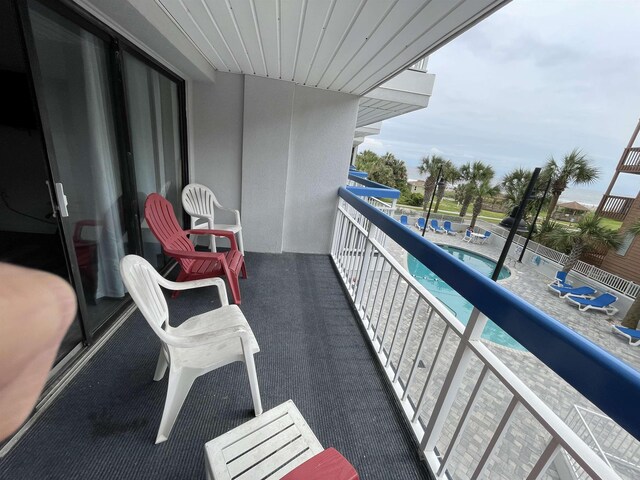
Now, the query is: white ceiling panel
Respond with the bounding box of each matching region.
[253,0,279,77]
[154,0,509,94]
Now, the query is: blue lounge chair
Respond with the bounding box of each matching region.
[400,215,409,226]
[565,292,618,316]
[611,325,640,346]
[548,284,596,298]
[551,271,572,288]
[415,217,426,230]
[443,221,456,236]
[429,219,445,234]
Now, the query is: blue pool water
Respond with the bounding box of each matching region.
[408,245,526,351]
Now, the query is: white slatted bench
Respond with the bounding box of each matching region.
[205,400,324,480]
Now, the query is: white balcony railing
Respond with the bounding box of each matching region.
[331,192,628,479]
[477,220,639,299]
[564,406,640,479]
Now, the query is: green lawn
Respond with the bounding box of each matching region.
[397,199,623,231]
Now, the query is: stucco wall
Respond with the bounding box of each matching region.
[284,85,359,253]
[190,73,244,217]
[190,74,358,254]
[241,76,295,253]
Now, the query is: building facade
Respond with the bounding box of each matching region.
[596,119,640,283]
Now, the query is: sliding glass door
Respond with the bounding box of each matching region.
[27,1,131,335]
[122,52,184,270]
[21,0,188,344]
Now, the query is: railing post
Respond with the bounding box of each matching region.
[355,225,375,308]
[419,308,489,454]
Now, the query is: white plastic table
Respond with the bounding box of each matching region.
[471,232,485,243]
[204,400,324,480]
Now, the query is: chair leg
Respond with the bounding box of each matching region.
[153,350,168,381]
[155,369,197,444]
[237,230,244,256]
[243,352,263,416]
[240,260,247,279]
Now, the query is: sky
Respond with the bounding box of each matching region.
[359,0,640,205]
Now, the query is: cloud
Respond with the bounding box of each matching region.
[358,137,385,154]
[368,0,640,197]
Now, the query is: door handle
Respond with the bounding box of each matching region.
[54,182,69,217]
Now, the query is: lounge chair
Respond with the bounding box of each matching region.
[551,271,572,288]
[415,218,426,230]
[548,284,596,298]
[463,229,473,243]
[565,292,618,316]
[399,215,409,226]
[429,219,446,234]
[443,220,457,236]
[611,325,640,347]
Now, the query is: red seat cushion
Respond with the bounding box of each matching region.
[281,448,359,480]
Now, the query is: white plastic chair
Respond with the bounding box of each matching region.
[182,184,244,255]
[119,255,262,444]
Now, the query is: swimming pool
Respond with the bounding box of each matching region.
[408,245,526,351]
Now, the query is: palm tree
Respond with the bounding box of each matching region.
[469,180,500,229]
[457,161,495,217]
[433,161,459,213]
[502,167,532,211]
[546,214,621,273]
[621,220,640,329]
[418,155,446,213]
[543,149,599,223]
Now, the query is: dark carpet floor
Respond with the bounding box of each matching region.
[0,253,431,479]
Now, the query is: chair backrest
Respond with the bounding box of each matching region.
[595,293,617,307]
[120,255,170,343]
[430,219,439,228]
[484,231,491,238]
[400,215,408,224]
[465,229,472,238]
[444,221,452,230]
[182,183,218,228]
[555,271,568,286]
[145,193,195,270]
[417,218,425,227]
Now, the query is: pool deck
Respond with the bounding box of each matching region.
[384,225,640,479]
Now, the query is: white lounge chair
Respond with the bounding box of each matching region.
[120,255,262,443]
[565,292,618,316]
[443,220,457,236]
[611,325,640,347]
[548,284,596,298]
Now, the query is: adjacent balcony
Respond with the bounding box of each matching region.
[356,57,436,128]
[2,173,640,480]
[597,195,635,221]
[618,147,640,174]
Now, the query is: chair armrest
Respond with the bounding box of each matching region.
[156,275,229,306]
[217,206,241,226]
[186,229,238,250]
[163,248,228,261]
[167,325,250,348]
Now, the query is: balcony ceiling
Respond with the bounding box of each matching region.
[151,0,509,95]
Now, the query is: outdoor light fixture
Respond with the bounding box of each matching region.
[421,165,444,237]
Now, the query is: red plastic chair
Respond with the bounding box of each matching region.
[144,193,246,304]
